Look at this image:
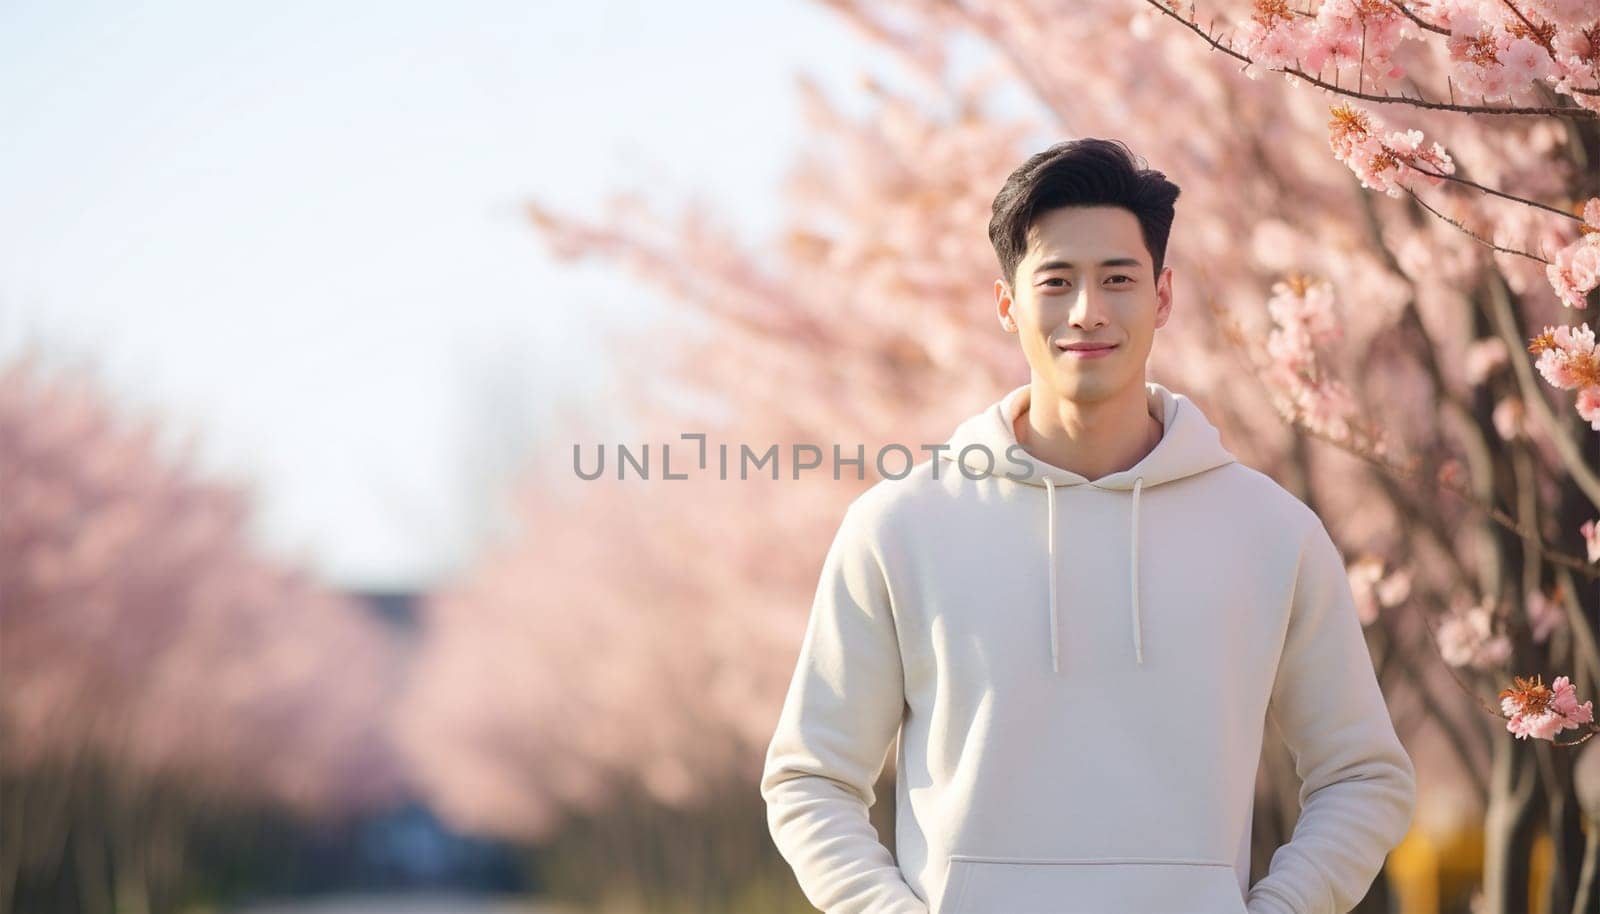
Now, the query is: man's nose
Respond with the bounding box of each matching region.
[1067,288,1109,329]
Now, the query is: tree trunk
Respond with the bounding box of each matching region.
[1485,732,1542,914]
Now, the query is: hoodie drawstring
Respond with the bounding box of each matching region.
[1130,476,1144,665]
[1043,475,1146,673]
[1044,479,1060,673]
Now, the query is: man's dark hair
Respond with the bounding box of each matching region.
[988,138,1182,287]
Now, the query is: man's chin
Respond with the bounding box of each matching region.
[1041,371,1130,403]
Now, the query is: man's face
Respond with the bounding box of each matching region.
[995,205,1173,404]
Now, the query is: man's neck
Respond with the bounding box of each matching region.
[1012,379,1164,481]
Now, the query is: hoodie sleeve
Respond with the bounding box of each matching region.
[1245,518,1418,914]
[760,499,930,914]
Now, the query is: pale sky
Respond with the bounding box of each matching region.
[0,0,892,589]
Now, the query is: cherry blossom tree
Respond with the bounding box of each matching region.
[0,351,405,914]
[401,0,1600,911]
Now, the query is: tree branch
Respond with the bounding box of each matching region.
[1406,160,1590,224]
[1404,188,1552,265]
[1384,0,1449,36]
[1142,0,1600,120]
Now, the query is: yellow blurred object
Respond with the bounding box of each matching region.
[1384,821,1570,914]
[1385,820,1491,914]
[1387,825,1439,914]
[1528,829,1552,914]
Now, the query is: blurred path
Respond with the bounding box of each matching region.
[228,893,577,914]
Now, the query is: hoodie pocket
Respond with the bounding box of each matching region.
[941,854,1247,914]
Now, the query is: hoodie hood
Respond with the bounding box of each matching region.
[939,381,1237,672]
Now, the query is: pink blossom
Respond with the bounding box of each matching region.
[1501,675,1595,741]
[1493,396,1525,440]
[1464,337,1509,385]
[1437,596,1512,670]
[1303,18,1363,74]
[1262,276,1351,434]
[1546,234,1600,310]
[1578,387,1600,430]
[1478,63,1516,101]
[1532,323,1599,390]
[1257,27,1302,73]
[1527,0,1600,28]
[1306,0,1410,88]
[1525,588,1565,644]
[1296,376,1357,440]
[1444,8,1482,41]
[1237,16,1305,77]
[1582,519,1600,563]
[1348,556,1411,626]
[1501,37,1555,84]
[1347,556,1384,626]
[1267,276,1341,342]
[1327,104,1454,198]
[1552,27,1598,74]
[1376,566,1412,608]
[1267,322,1315,374]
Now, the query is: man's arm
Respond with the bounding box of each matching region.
[1246,519,1419,914]
[760,499,929,914]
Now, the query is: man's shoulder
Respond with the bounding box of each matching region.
[1207,461,1327,539]
[839,459,951,530]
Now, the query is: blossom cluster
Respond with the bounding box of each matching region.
[1546,198,1600,311]
[1346,555,1413,626]
[1235,0,1600,112]
[1529,322,1600,429]
[1327,104,1456,199]
[1437,594,1512,669]
[1499,674,1596,741]
[1262,274,1362,441]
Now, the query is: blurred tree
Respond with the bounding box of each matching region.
[0,352,406,914]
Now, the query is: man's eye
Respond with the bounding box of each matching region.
[1043,276,1133,287]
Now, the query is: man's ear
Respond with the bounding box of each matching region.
[995,278,1017,332]
[1154,266,1174,329]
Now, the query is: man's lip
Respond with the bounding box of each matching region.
[1058,342,1118,350]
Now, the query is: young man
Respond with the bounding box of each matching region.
[759,138,1417,914]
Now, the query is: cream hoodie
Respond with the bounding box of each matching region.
[760,381,1416,914]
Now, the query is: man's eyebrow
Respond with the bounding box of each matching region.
[1033,257,1144,274]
